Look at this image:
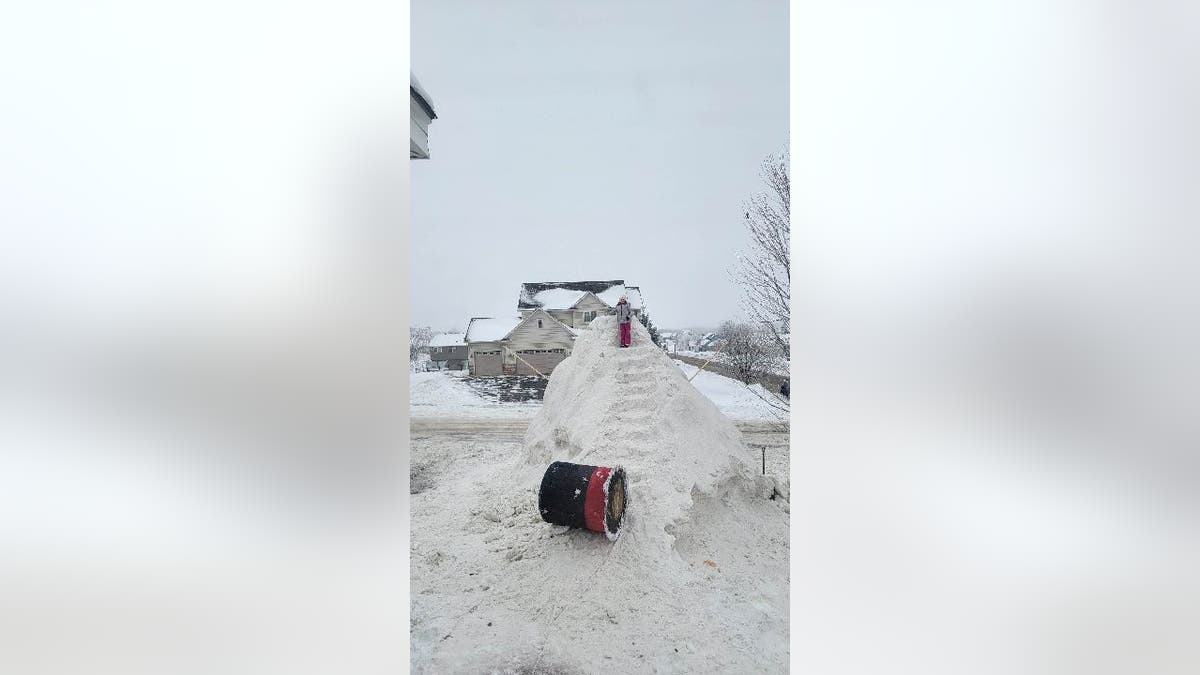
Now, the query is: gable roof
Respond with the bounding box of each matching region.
[465,317,522,343]
[623,286,644,310]
[525,288,590,310]
[410,73,437,120]
[428,332,465,348]
[465,309,577,344]
[500,308,577,341]
[518,280,643,310]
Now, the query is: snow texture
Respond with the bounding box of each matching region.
[409,370,538,418]
[676,349,792,378]
[410,72,435,116]
[428,332,466,348]
[408,354,783,422]
[672,361,786,422]
[599,466,622,540]
[519,281,643,311]
[529,288,588,310]
[524,316,763,550]
[410,315,789,672]
[464,317,521,343]
[595,284,642,310]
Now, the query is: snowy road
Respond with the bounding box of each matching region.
[409,417,531,440]
[410,416,789,440]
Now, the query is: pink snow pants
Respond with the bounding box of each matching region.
[619,322,631,347]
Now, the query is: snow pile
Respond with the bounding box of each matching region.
[410,317,788,673]
[524,316,766,549]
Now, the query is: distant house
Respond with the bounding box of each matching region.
[465,309,578,377]
[410,73,437,159]
[660,331,677,353]
[428,332,466,370]
[517,280,644,329]
[696,332,722,352]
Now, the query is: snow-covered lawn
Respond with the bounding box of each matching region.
[675,349,791,378]
[673,360,788,423]
[409,370,539,419]
[409,363,786,423]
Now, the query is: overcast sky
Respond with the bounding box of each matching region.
[410,0,788,331]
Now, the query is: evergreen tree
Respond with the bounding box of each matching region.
[637,310,663,347]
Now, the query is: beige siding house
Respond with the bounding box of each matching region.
[464,309,578,377]
[461,281,647,377]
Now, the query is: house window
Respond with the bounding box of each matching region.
[537,319,542,328]
[583,311,596,322]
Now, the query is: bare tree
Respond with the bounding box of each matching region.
[676,329,693,354]
[410,325,433,363]
[717,321,779,385]
[732,147,790,357]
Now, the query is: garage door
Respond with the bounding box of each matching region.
[515,349,566,376]
[472,350,502,376]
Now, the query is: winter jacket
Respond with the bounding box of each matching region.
[614,300,633,324]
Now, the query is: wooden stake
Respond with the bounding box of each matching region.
[687,340,728,383]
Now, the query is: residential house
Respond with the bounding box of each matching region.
[428,332,467,370]
[696,332,722,352]
[517,280,644,329]
[660,331,677,353]
[465,309,578,377]
[410,73,437,159]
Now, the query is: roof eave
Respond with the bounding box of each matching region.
[411,87,437,120]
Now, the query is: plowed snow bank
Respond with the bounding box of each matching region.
[410,317,789,673]
[524,316,766,548]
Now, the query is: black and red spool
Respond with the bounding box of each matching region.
[538,462,628,540]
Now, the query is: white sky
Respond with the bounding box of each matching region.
[410,0,789,331]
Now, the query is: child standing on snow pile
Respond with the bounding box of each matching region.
[615,296,633,348]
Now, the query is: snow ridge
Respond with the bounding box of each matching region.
[524,316,757,551]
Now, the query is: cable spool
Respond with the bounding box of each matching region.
[537,462,627,540]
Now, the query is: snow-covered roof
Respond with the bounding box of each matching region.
[428,332,465,348]
[465,317,521,343]
[618,286,644,310]
[519,280,643,311]
[410,73,436,119]
[529,288,588,310]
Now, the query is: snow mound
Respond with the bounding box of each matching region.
[523,316,763,551]
[410,315,789,672]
